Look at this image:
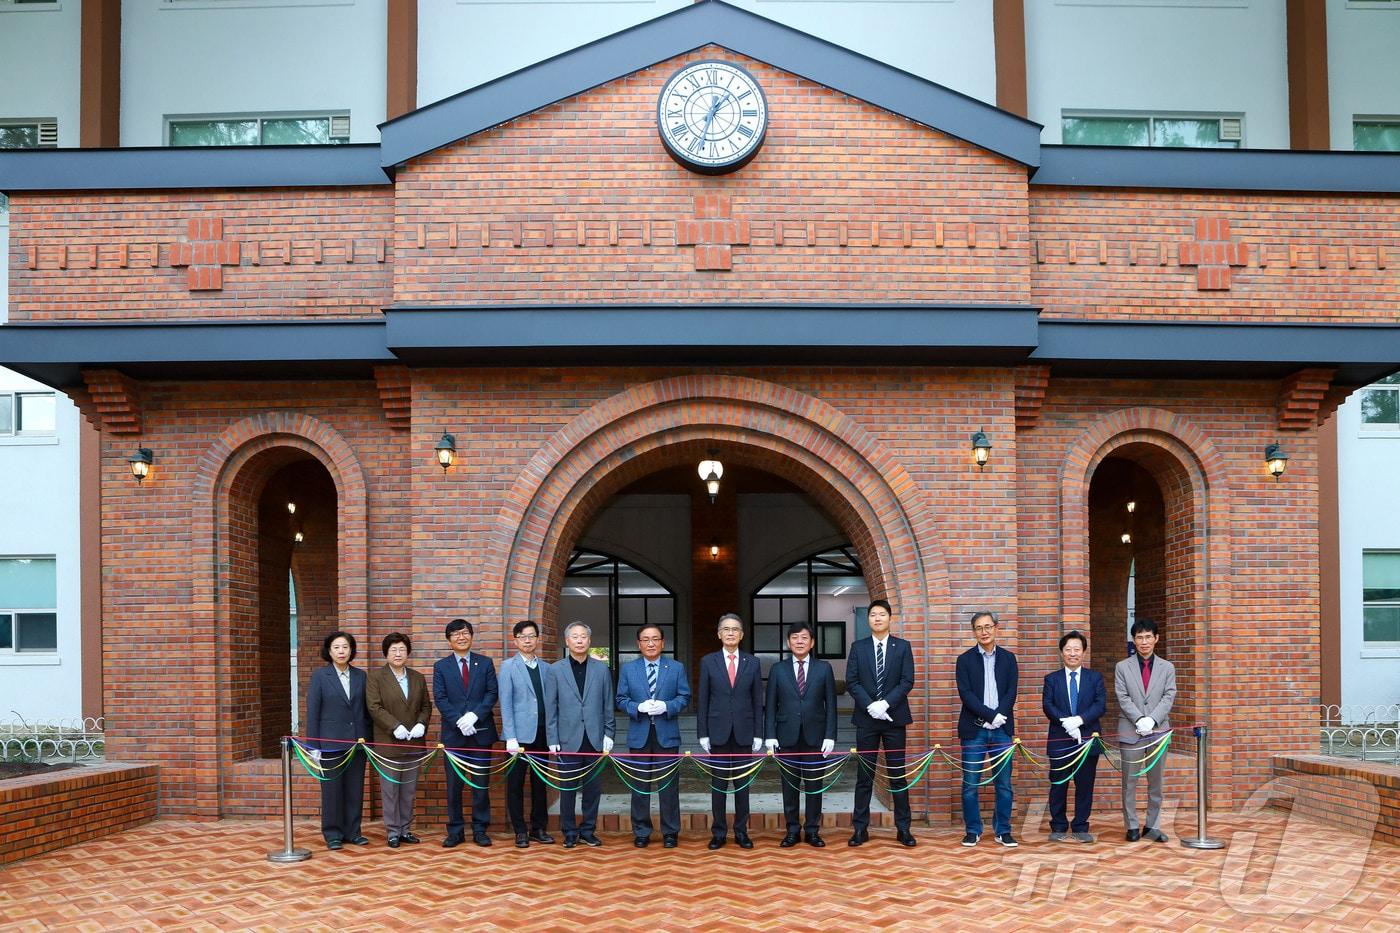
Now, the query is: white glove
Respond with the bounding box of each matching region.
[602,736,614,754]
[1067,726,1082,744]
[764,739,779,752]
[866,699,890,720]
[820,738,835,756]
[409,723,425,740]
[505,738,521,756]
[1060,716,1083,731]
[698,737,711,754]
[1135,716,1154,735]
[990,713,1007,729]
[751,737,763,753]
[548,744,561,754]
[393,725,411,741]
[309,749,322,764]
[464,725,477,737]
[639,699,666,716]
[456,712,477,733]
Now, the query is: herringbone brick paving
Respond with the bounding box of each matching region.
[1,810,1395,931]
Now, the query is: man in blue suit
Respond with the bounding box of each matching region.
[696,612,764,849]
[616,624,691,848]
[846,598,917,847]
[432,618,499,848]
[1042,629,1106,844]
[955,610,1019,848]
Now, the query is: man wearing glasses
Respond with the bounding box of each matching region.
[616,625,692,848]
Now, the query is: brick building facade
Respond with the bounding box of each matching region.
[3,4,1399,826]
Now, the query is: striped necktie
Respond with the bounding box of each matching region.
[796,659,807,697]
[647,661,658,699]
[875,641,886,697]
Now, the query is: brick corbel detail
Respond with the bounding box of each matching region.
[373,365,412,430]
[1276,367,1336,431]
[1318,383,1362,426]
[81,368,143,436]
[1014,365,1051,431]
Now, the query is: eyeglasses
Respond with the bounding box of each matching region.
[638,636,663,643]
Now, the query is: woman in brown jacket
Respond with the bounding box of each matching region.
[366,632,434,847]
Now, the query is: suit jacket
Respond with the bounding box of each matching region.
[499,653,550,745]
[432,651,499,747]
[306,664,371,752]
[763,656,837,748]
[1041,666,1105,754]
[696,649,764,746]
[1114,653,1176,744]
[955,645,1019,740]
[846,635,915,728]
[616,655,692,749]
[366,664,433,749]
[546,656,614,753]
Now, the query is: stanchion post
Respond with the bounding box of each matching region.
[1180,725,1225,850]
[267,736,312,863]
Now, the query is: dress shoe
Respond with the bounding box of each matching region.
[349,836,370,846]
[708,836,726,850]
[443,834,465,848]
[897,831,918,848]
[634,836,650,848]
[663,834,678,848]
[387,836,401,849]
[1048,831,1069,843]
[960,832,980,847]
[735,834,754,849]
[580,834,603,847]
[563,835,579,849]
[780,832,800,848]
[805,832,825,848]
[847,830,868,847]
[1071,832,1096,844]
[473,832,493,847]
[529,829,555,845]
[1143,828,1169,843]
[1125,828,1141,842]
[326,839,343,850]
[514,833,529,849]
[399,833,421,845]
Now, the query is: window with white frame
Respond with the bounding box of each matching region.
[0,118,58,149]
[0,1,62,9]
[1061,112,1243,149]
[0,390,57,436]
[167,113,350,147]
[0,557,57,654]
[1354,118,1400,152]
[1363,551,1400,646]
[1359,373,1400,432]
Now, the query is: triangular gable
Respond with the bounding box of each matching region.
[379,0,1041,169]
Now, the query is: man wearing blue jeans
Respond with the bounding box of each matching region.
[954,611,1019,848]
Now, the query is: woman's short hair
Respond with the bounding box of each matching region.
[381,632,412,656]
[321,630,358,663]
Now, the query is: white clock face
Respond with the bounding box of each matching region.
[657,60,768,174]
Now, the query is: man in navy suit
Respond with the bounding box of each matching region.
[764,621,837,848]
[696,612,764,850]
[1042,629,1106,843]
[616,624,691,848]
[846,598,917,847]
[432,618,499,848]
[955,610,1019,848]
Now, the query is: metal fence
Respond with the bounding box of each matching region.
[0,716,105,762]
[1320,705,1400,765]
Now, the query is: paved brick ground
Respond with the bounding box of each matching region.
[1,810,1395,931]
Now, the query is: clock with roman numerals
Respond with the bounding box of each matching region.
[657,60,768,174]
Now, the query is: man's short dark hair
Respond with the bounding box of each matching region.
[637,623,665,642]
[1130,618,1159,637]
[381,632,412,656]
[321,630,357,663]
[1059,630,1087,652]
[513,619,539,638]
[786,621,815,641]
[970,611,998,628]
[869,598,892,615]
[445,618,473,638]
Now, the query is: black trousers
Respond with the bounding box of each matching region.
[506,734,550,834]
[444,742,492,836]
[1048,747,1100,833]
[779,739,824,834]
[629,724,680,839]
[709,738,752,837]
[853,722,911,833]
[319,747,366,843]
[558,737,601,836]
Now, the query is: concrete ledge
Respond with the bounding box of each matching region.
[0,762,160,865]
[1271,755,1400,846]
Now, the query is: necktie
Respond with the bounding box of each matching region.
[796,659,807,697]
[460,656,470,695]
[647,662,658,699]
[727,653,737,687]
[1069,670,1079,715]
[1141,658,1151,692]
[875,642,886,697]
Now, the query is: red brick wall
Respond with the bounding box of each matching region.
[1270,755,1400,846]
[0,764,159,865]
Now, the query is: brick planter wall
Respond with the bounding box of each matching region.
[1270,755,1400,845]
[0,763,159,865]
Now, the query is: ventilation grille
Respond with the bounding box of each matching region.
[329,114,351,141]
[1218,117,1243,142]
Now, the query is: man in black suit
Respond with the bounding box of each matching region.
[1042,629,1106,844]
[955,610,1019,848]
[846,598,917,847]
[764,621,837,848]
[432,618,500,848]
[696,612,764,850]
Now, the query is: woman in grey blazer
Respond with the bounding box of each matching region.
[306,630,371,849]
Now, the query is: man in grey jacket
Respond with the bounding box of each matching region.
[500,619,556,848]
[546,621,616,848]
[1114,618,1177,843]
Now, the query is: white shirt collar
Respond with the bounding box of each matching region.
[873,635,889,650]
[980,646,997,659]
[454,651,470,663]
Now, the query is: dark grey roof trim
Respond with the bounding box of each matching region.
[0,145,390,193]
[379,0,1041,168]
[1034,145,1400,194]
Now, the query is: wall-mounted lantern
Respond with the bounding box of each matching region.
[127,447,154,485]
[698,452,724,504]
[971,430,992,469]
[1264,442,1288,482]
[435,432,457,472]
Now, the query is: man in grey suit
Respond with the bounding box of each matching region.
[546,621,615,849]
[500,619,555,848]
[1114,618,1177,843]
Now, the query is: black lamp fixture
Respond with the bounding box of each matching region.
[127,447,154,484]
[434,431,457,472]
[1264,442,1288,481]
[710,542,720,560]
[971,430,992,469]
[697,451,724,504]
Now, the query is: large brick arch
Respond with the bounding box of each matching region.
[483,375,951,649]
